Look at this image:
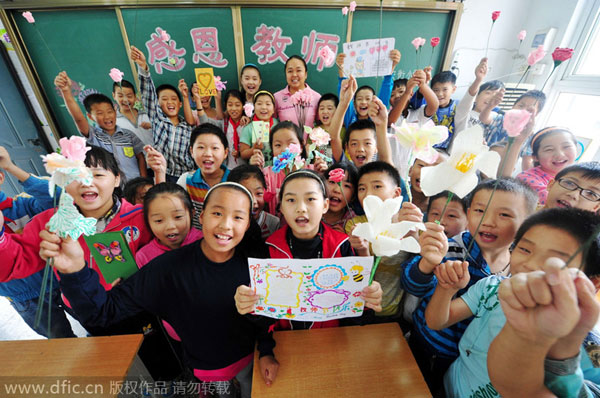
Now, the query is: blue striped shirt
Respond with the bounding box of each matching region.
[138,66,195,178]
[401,231,492,359]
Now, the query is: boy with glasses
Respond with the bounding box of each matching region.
[544,162,600,212]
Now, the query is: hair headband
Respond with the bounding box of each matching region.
[282,170,326,196]
[243,63,259,69]
[530,126,572,150]
[205,182,254,207]
[253,90,274,103]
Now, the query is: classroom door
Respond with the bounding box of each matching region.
[0,43,50,198]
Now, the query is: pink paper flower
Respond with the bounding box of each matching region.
[109,68,124,84]
[491,11,501,21]
[291,90,311,106]
[288,143,302,155]
[517,30,527,42]
[59,136,91,162]
[329,168,345,183]
[158,28,170,42]
[430,37,440,48]
[411,37,425,51]
[244,103,254,117]
[318,46,336,68]
[214,76,227,91]
[552,47,574,64]
[503,109,531,137]
[309,127,331,147]
[342,6,349,15]
[349,1,357,12]
[22,12,35,24]
[527,45,546,66]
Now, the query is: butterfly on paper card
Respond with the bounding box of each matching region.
[93,241,126,263]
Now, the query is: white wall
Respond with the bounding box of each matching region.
[451,0,580,97]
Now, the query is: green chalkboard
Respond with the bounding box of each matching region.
[350,9,452,90]
[15,9,132,138]
[241,7,344,97]
[121,7,238,95]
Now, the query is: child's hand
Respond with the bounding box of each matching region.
[140,121,152,130]
[252,139,264,151]
[38,228,86,274]
[362,281,383,312]
[395,202,423,223]
[406,76,420,93]
[54,71,71,93]
[259,355,279,387]
[475,58,488,81]
[489,88,505,109]
[191,83,201,103]
[130,46,148,70]
[389,49,401,70]
[367,97,388,127]
[498,258,580,343]
[434,260,470,291]
[418,222,448,274]
[249,149,265,168]
[239,116,251,127]
[0,146,14,170]
[313,156,328,173]
[412,69,426,87]
[216,88,222,101]
[178,79,189,99]
[144,145,166,175]
[336,53,346,68]
[234,285,260,315]
[424,66,433,83]
[339,75,358,105]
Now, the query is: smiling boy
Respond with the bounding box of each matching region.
[544,162,600,212]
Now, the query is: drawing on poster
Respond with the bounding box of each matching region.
[342,38,395,78]
[248,256,373,321]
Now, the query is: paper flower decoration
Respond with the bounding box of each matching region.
[391,120,448,164]
[318,46,336,68]
[342,6,349,15]
[59,136,91,162]
[352,196,425,256]
[503,109,531,138]
[109,68,124,84]
[22,12,35,24]
[214,76,227,91]
[430,37,440,48]
[158,28,170,42]
[552,47,574,64]
[244,103,254,117]
[46,193,97,240]
[491,11,501,21]
[329,168,345,183]
[309,127,331,147]
[349,1,357,12]
[288,143,302,155]
[420,125,501,198]
[272,149,295,173]
[293,155,305,170]
[527,45,546,66]
[411,37,426,51]
[517,30,527,42]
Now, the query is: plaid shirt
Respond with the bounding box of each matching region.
[138,66,195,177]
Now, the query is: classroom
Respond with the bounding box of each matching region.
[0,0,599,397]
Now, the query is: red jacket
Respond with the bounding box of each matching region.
[265,223,349,330]
[0,199,152,305]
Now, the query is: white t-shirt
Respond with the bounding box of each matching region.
[116,110,153,147]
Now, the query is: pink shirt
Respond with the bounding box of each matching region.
[516,166,555,206]
[274,84,321,128]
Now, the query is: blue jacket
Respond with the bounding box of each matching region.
[0,176,60,302]
[338,75,393,128]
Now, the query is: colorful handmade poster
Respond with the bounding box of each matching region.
[195,67,217,96]
[84,232,138,284]
[342,38,396,78]
[248,256,374,321]
[251,121,271,144]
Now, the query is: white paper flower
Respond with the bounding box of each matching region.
[420,125,500,198]
[392,120,448,163]
[41,153,92,195]
[352,195,425,256]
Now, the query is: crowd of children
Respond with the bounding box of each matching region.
[0,41,599,398]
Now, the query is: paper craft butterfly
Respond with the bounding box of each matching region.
[93,241,126,263]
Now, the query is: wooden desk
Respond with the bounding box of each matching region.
[252,323,430,397]
[0,334,143,397]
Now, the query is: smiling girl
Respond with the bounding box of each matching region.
[239,91,279,166]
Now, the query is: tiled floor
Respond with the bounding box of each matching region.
[0,296,87,340]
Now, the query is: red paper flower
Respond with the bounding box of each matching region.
[491,11,501,21]
[430,37,440,48]
[552,47,574,64]
[329,168,345,183]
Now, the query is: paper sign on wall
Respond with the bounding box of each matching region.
[342,38,395,78]
[195,67,217,96]
[248,256,374,322]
